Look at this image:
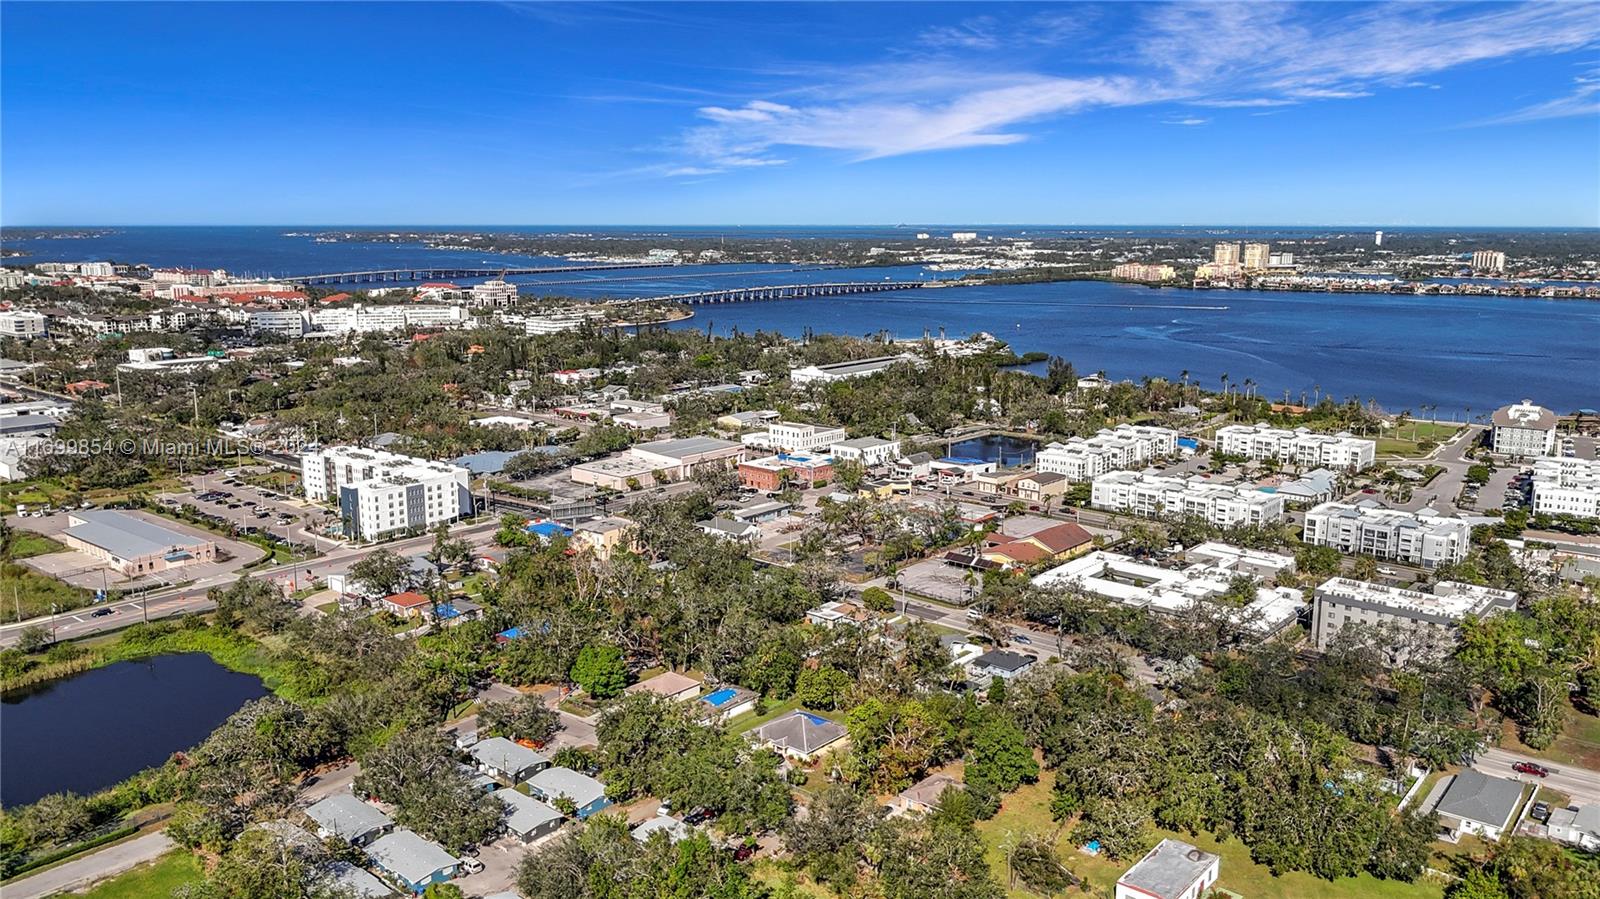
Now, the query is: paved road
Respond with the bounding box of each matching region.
[1,831,174,899]
[1472,746,1600,806]
[0,520,500,647]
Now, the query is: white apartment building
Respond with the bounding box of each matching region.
[0,311,47,338]
[470,279,518,308]
[310,304,469,335]
[742,421,848,453]
[829,437,902,467]
[1090,470,1285,527]
[521,310,601,335]
[248,309,311,337]
[1490,400,1557,458]
[1531,457,1600,520]
[789,354,921,385]
[1215,423,1376,471]
[1301,501,1470,568]
[1312,577,1517,662]
[1036,424,1179,482]
[301,446,471,540]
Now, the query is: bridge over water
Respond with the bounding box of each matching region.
[272,262,674,286]
[651,281,926,305]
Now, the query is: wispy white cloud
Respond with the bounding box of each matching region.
[1474,66,1600,125]
[656,3,1600,176]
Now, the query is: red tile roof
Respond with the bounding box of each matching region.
[382,591,431,608]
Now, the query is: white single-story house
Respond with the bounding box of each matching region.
[365,829,460,894]
[1431,769,1526,842]
[1115,838,1220,899]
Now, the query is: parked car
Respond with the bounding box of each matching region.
[1513,761,1550,777]
[460,858,484,874]
[1531,801,1552,822]
[91,608,115,617]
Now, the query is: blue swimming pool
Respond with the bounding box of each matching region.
[703,687,739,707]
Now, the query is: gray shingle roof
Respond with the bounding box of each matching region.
[493,788,563,837]
[756,711,846,755]
[1436,769,1525,828]
[972,650,1035,673]
[328,861,394,898]
[469,737,548,777]
[365,830,459,885]
[528,766,607,808]
[64,510,207,560]
[305,794,394,842]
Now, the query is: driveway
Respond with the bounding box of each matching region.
[1,831,174,899]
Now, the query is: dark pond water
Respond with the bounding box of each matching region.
[1,653,268,806]
[948,434,1038,465]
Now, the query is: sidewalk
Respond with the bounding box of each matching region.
[2,831,174,899]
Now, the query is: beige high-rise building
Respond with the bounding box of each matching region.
[1242,242,1270,270]
[1472,250,1506,273]
[1213,242,1241,266]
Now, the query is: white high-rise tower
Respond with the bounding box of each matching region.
[1374,230,1384,247]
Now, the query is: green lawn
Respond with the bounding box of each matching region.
[6,530,66,560]
[73,850,203,899]
[976,771,1447,899]
[1,563,93,622]
[729,696,805,734]
[1498,701,1600,770]
[1377,422,1463,458]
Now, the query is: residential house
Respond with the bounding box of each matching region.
[1115,838,1220,899]
[698,517,760,542]
[625,671,702,703]
[968,650,1036,681]
[756,711,849,762]
[1546,805,1600,851]
[364,830,461,894]
[698,685,759,722]
[889,772,961,817]
[807,600,875,628]
[571,516,636,561]
[304,794,394,846]
[378,591,433,619]
[328,861,395,898]
[469,737,550,785]
[631,815,692,844]
[1431,769,1526,842]
[494,788,565,843]
[527,767,611,819]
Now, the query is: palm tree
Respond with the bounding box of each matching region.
[1313,384,1322,406]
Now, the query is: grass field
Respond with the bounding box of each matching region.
[1498,701,1600,770]
[74,850,203,899]
[1,561,93,621]
[976,771,1447,899]
[1377,422,1463,458]
[5,530,66,560]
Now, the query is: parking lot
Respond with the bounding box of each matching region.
[895,556,976,605]
[160,471,339,547]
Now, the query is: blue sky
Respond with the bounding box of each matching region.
[2,1,1597,226]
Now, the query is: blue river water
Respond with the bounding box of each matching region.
[5,226,1596,414]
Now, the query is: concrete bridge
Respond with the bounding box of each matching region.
[273,262,675,286]
[652,281,925,305]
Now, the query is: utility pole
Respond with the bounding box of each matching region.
[190,383,200,425]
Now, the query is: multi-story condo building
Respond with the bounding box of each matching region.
[1490,400,1557,457]
[311,304,470,335]
[1036,424,1179,482]
[1110,263,1176,282]
[1242,242,1270,271]
[247,309,311,337]
[829,437,902,467]
[1301,501,1470,568]
[1213,242,1241,266]
[742,421,848,453]
[1091,471,1285,527]
[1312,577,1517,663]
[1471,250,1507,273]
[301,446,472,540]
[1531,457,1600,520]
[0,311,48,338]
[1214,423,1376,471]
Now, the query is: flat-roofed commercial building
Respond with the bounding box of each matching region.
[742,421,847,453]
[1215,423,1376,471]
[1491,400,1557,458]
[1035,424,1178,482]
[571,436,745,490]
[790,354,921,385]
[830,436,902,467]
[1312,576,1517,663]
[1091,470,1285,527]
[1115,838,1220,899]
[60,510,216,576]
[1302,501,1470,568]
[1531,457,1600,520]
[301,446,471,540]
